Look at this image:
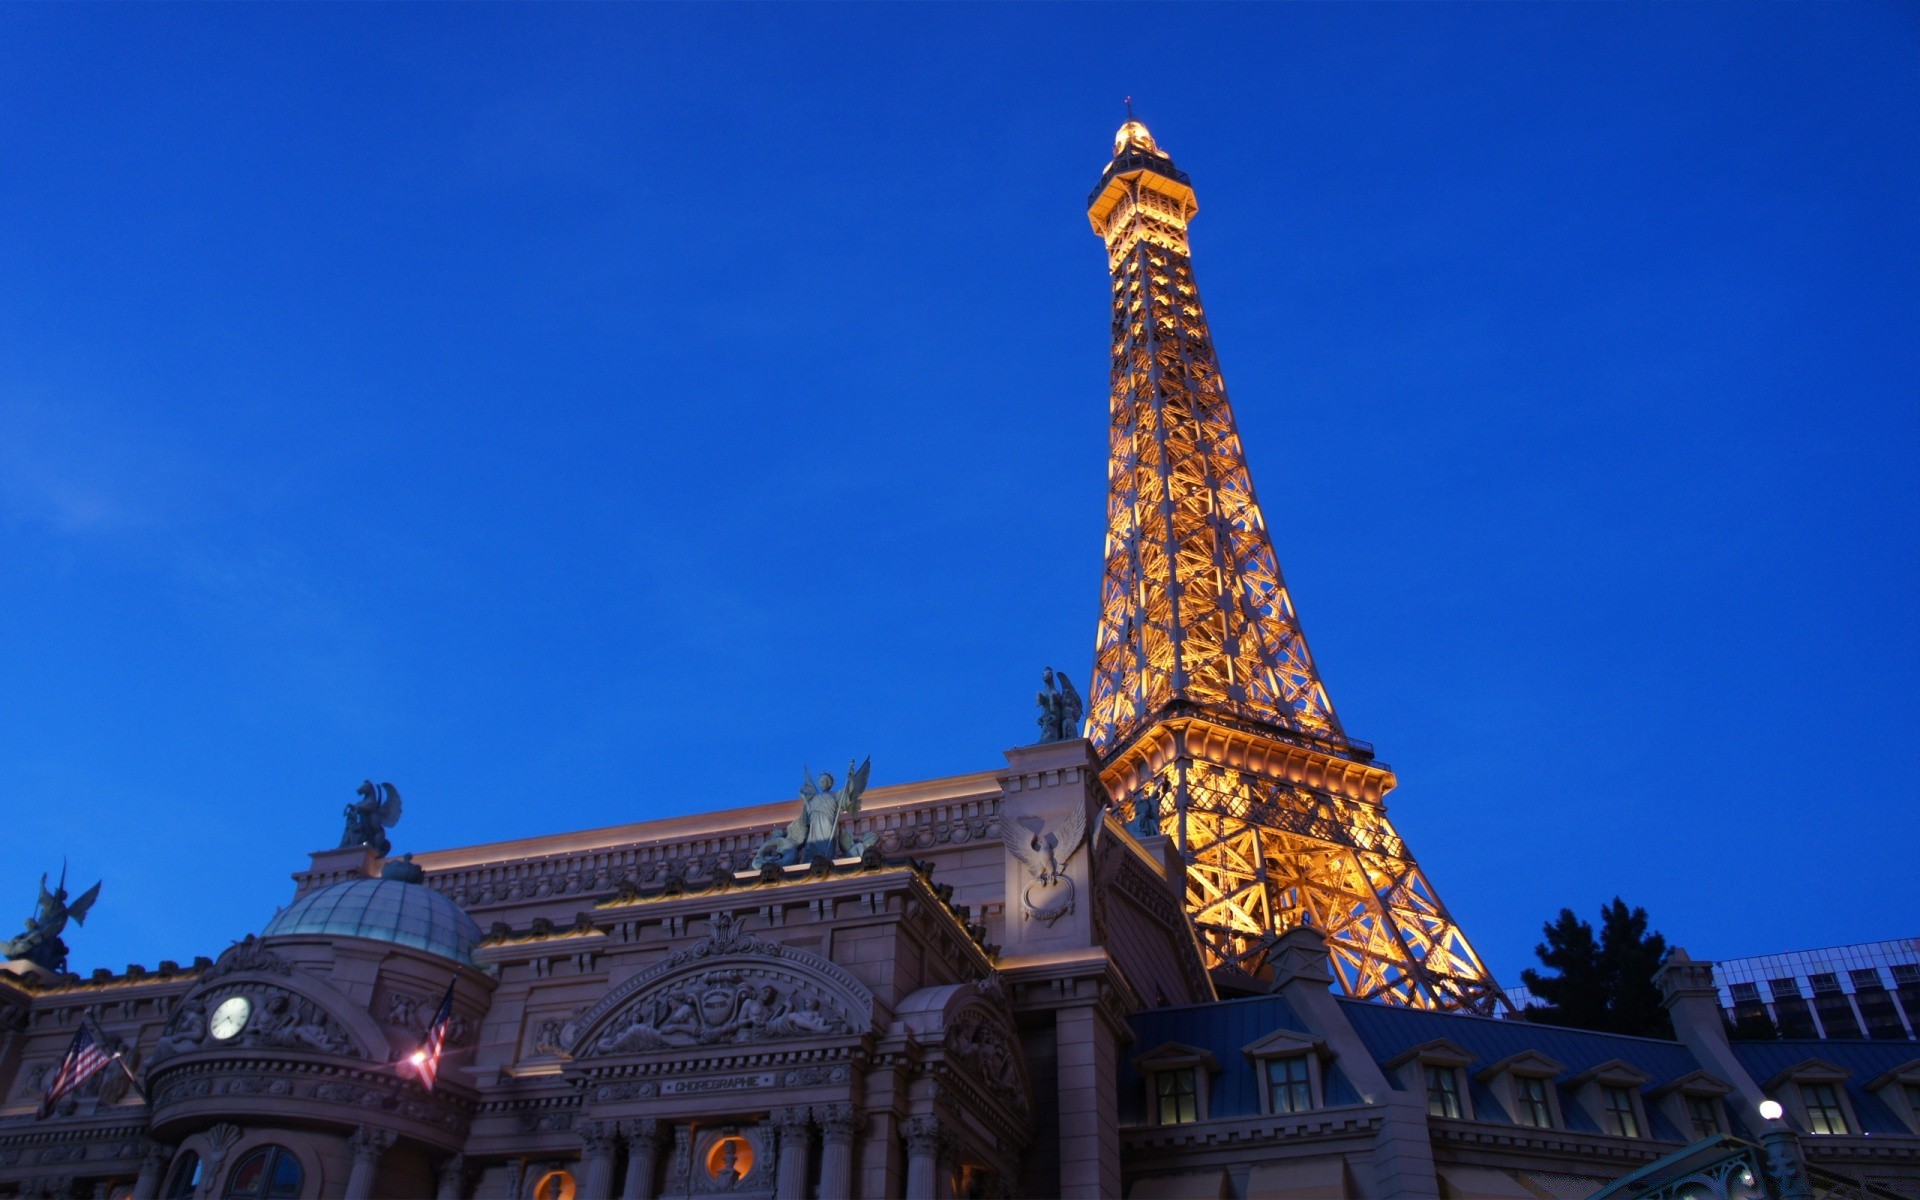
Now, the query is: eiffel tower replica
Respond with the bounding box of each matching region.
[1084,116,1505,1013]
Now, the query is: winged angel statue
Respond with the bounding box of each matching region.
[1,864,101,973]
[753,758,878,868]
[1002,804,1089,927]
[340,780,403,856]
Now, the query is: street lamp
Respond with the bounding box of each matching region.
[1759,1099,1784,1121]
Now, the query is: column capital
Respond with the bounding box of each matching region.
[579,1119,619,1155]
[775,1105,813,1136]
[903,1115,945,1156]
[349,1124,395,1165]
[623,1117,669,1148]
[814,1102,859,1143]
[141,1140,174,1170]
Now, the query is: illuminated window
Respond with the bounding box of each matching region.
[1512,1076,1553,1128]
[1687,1095,1722,1137]
[1266,1056,1311,1115]
[1424,1065,1461,1119]
[1801,1083,1850,1135]
[223,1146,303,1200]
[1157,1068,1198,1124]
[527,1170,577,1200]
[705,1137,754,1186]
[1602,1087,1641,1137]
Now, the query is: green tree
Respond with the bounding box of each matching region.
[1520,898,1672,1038]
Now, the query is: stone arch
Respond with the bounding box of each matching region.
[566,916,874,1057]
[154,967,390,1065]
[899,982,1031,1126]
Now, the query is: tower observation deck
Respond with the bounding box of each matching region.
[1085,119,1504,1012]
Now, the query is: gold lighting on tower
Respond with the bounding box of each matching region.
[1085,116,1504,1012]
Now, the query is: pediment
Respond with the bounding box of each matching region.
[1763,1058,1852,1090]
[149,969,385,1067]
[1567,1058,1654,1088]
[1382,1038,1475,1071]
[1241,1028,1331,1061]
[1134,1041,1220,1074]
[1647,1069,1734,1100]
[566,913,874,1058]
[1865,1058,1920,1092]
[1476,1050,1568,1082]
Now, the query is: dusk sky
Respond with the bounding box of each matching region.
[2,5,1914,986]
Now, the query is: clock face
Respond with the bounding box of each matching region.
[209,995,252,1041]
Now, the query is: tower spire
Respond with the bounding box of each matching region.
[1084,121,1504,1012]
[1085,117,1340,752]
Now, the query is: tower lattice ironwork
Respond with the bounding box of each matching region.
[1085,119,1504,1013]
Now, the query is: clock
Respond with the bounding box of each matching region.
[209,995,252,1041]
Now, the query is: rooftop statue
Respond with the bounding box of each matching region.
[1035,667,1084,743]
[752,758,876,869]
[341,780,403,857]
[1,863,101,973]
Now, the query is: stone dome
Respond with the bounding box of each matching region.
[262,876,482,965]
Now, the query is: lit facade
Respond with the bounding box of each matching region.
[2,123,1915,1200]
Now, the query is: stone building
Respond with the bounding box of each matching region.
[4,120,1917,1199]
[3,743,1918,1198]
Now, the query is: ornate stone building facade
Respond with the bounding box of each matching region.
[4,744,1918,1198]
[3,121,1916,1199]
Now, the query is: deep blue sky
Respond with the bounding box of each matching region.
[3,5,1915,986]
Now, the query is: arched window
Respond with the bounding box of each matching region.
[162,1151,203,1200]
[223,1145,304,1200]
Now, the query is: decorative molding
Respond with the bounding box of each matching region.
[202,937,291,981]
[421,800,1002,911]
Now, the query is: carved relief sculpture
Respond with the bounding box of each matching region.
[1001,806,1088,927]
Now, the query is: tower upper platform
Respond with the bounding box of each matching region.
[1087,118,1197,245]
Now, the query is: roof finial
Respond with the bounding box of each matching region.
[1125,95,1134,119]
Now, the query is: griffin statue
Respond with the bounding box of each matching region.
[1,863,101,973]
[341,780,403,857]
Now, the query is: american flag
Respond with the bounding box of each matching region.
[38,1024,113,1118]
[409,980,457,1091]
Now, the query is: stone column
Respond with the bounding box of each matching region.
[815,1103,858,1200]
[774,1106,813,1200]
[344,1126,394,1200]
[577,1122,619,1200]
[131,1141,172,1200]
[434,1154,466,1200]
[667,1127,694,1198]
[903,1117,943,1200]
[620,1119,668,1200]
[1055,1005,1120,1200]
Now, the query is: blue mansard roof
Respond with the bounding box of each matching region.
[1336,998,1714,1139]
[1120,993,1365,1124]
[1122,982,1920,1145]
[1732,1039,1920,1135]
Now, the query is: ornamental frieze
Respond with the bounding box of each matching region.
[148,1061,467,1136]
[424,804,998,909]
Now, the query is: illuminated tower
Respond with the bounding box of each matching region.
[1086,118,1504,1012]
